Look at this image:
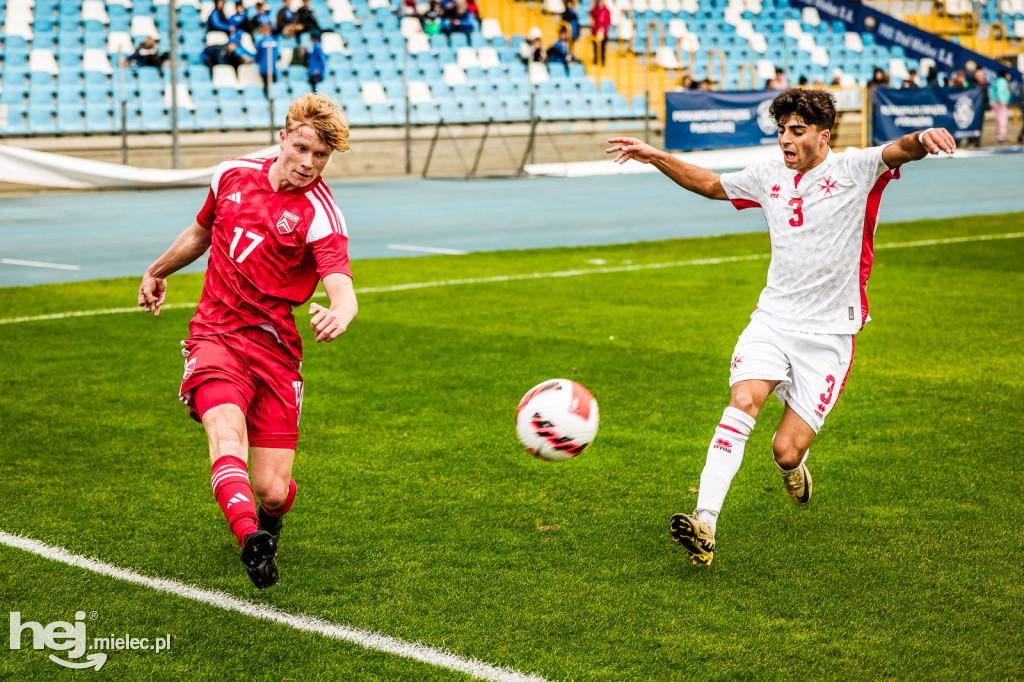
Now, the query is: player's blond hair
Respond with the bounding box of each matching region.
[285,93,350,152]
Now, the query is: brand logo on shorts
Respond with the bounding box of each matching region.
[770,184,781,198]
[713,438,733,454]
[182,357,197,382]
[276,211,300,235]
[293,380,304,425]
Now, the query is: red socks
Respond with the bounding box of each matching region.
[211,455,259,546]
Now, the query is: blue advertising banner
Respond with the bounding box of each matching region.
[789,0,1020,84]
[873,86,983,144]
[665,91,780,151]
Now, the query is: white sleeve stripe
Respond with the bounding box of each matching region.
[312,184,347,237]
[211,159,264,198]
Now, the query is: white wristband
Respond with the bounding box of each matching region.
[918,128,933,145]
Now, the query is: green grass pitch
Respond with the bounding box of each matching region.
[1,212,1022,680]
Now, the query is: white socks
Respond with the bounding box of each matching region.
[695,406,756,534]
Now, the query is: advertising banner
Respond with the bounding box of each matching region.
[873,86,983,144]
[789,0,1020,84]
[664,90,780,151]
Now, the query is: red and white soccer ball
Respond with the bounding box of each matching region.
[515,379,600,462]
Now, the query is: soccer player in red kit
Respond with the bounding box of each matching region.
[138,93,358,589]
[607,89,956,566]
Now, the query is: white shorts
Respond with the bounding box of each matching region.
[728,315,855,433]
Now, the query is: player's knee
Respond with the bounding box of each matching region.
[728,392,759,417]
[254,479,289,509]
[771,436,804,470]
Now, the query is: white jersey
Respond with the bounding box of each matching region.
[720,146,898,334]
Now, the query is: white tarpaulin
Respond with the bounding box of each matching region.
[0,143,278,189]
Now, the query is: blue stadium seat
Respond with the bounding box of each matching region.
[246,105,271,127]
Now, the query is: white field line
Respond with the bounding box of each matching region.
[0,530,553,682]
[387,243,469,255]
[1,232,1021,327]
[1,258,81,271]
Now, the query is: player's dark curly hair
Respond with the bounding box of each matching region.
[769,88,837,131]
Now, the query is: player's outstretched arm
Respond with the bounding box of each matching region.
[606,137,728,200]
[138,221,212,317]
[309,272,358,343]
[881,127,956,168]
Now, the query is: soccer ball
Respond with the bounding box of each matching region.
[515,379,600,462]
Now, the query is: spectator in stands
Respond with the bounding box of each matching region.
[562,0,579,41]
[400,0,418,18]
[422,0,443,34]
[466,0,481,22]
[207,0,233,33]
[253,2,274,34]
[277,1,302,38]
[547,26,574,69]
[307,32,326,93]
[443,1,473,36]
[125,34,169,68]
[991,70,1010,145]
[295,0,322,36]
[1017,79,1024,144]
[519,34,547,64]
[967,69,988,148]
[229,5,252,33]
[797,75,808,86]
[901,68,921,88]
[256,22,280,88]
[829,68,842,86]
[589,0,611,66]
[222,36,255,69]
[766,68,788,90]
[869,67,889,88]
[949,69,968,88]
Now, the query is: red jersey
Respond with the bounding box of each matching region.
[190,156,352,362]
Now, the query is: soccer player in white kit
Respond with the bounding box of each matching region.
[606,89,956,565]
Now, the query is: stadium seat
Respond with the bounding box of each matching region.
[361,81,389,105]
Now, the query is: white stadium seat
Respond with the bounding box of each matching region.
[163,83,196,110]
[480,18,504,41]
[527,61,550,84]
[360,81,389,104]
[129,16,159,38]
[82,49,113,74]
[107,31,135,55]
[237,64,264,88]
[407,80,433,104]
[212,64,241,89]
[320,32,346,53]
[80,0,110,23]
[456,47,479,69]
[477,46,501,70]
[406,34,431,54]
[442,63,468,86]
[28,50,59,75]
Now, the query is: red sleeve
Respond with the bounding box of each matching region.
[196,189,216,228]
[731,199,762,210]
[311,232,352,280]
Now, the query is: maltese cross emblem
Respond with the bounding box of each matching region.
[818,177,837,196]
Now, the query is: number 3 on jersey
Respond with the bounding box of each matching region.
[788,198,804,227]
[229,227,264,263]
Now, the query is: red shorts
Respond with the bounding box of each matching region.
[179,326,303,449]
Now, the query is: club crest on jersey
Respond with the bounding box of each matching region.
[770,184,781,199]
[818,177,837,196]
[276,210,300,235]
